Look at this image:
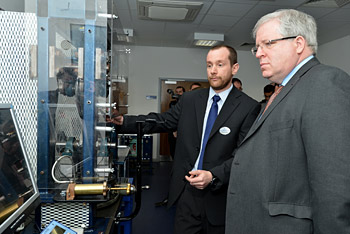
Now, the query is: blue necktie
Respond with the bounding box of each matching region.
[197,95,221,170]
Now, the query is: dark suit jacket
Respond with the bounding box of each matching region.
[119,87,260,225]
[226,58,350,234]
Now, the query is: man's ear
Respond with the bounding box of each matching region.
[295,36,306,54]
[232,63,239,76]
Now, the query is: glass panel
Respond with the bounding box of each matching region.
[0,106,38,229]
[37,0,110,198]
[34,0,134,230]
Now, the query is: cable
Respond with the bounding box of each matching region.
[51,155,73,184]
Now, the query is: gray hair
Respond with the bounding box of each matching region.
[252,9,318,54]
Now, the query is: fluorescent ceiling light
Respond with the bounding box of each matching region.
[193,33,224,47]
[165,81,178,84]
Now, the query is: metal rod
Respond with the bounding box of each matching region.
[117,121,143,221]
[96,103,116,108]
[95,126,114,132]
[29,45,38,78]
[78,47,84,78]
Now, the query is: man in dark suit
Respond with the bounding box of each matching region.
[226,9,350,234]
[112,45,260,234]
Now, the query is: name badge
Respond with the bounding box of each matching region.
[219,127,231,135]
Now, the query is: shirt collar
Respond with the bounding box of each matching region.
[208,84,233,103]
[281,55,314,86]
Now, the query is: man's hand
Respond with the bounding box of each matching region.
[109,115,124,125]
[107,109,124,125]
[185,170,213,190]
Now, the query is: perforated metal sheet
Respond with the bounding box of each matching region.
[0,12,92,229]
[0,11,38,178]
[41,202,90,229]
[55,95,83,142]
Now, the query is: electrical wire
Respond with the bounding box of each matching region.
[51,155,73,184]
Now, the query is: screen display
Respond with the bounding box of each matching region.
[50,225,66,234]
[0,104,40,233]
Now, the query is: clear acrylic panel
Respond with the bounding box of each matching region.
[37,0,111,197]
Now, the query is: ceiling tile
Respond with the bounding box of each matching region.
[318,22,350,44]
[114,0,130,10]
[201,15,240,27]
[128,0,138,10]
[317,18,349,34]
[117,10,133,28]
[196,24,231,33]
[216,0,259,3]
[164,23,199,35]
[245,4,289,19]
[225,18,256,46]
[207,2,255,16]
[258,0,306,7]
[113,0,350,48]
[297,6,338,19]
[320,8,350,21]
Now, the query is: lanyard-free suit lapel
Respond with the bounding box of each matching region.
[210,88,241,139]
[195,90,209,141]
[195,88,240,142]
[241,58,320,145]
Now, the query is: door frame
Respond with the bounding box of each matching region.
[156,77,209,161]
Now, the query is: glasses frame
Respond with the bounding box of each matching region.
[251,36,297,56]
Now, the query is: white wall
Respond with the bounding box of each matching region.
[317,35,350,75]
[127,46,267,115]
[24,0,36,13]
[125,36,350,160]
[126,46,268,160]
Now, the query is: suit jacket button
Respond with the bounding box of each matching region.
[234,162,239,165]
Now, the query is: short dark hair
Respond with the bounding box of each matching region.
[264,84,275,93]
[210,45,237,66]
[232,78,242,85]
[176,86,185,92]
[190,82,201,90]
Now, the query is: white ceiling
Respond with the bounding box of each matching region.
[1,0,349,50]
[0,0,24,12]
[114,0,350,50]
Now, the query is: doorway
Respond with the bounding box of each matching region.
[159,79,209,160]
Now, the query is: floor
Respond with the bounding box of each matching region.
[130,161,176,234]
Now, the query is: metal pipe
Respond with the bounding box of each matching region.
[96,141,116,148]
[74,182,107,196]
[66,182,135,200]
[94,168,114,173]
[96,102,116,108]
[95,126,114,132]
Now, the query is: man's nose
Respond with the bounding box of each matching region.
[255,46,265,58]
[210,65,218,73]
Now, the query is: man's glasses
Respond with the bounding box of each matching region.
[251,36,297,56]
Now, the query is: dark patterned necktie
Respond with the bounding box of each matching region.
[262,85,283,116]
